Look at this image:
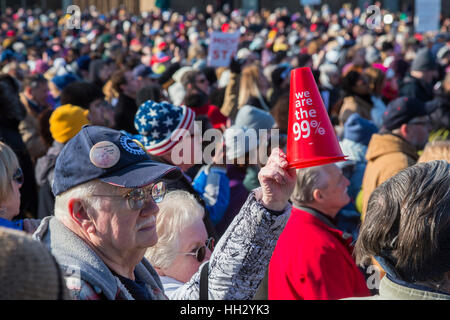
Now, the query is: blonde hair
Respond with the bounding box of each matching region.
[187,44,206,63]
[238,63,264,108]
[145,190,204,269]
[0,142,20,204]
[418,140,450,163]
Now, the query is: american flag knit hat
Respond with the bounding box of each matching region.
[134,100,195,156]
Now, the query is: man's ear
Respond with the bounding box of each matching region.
[68,198,96,234]
[399,123,409,137]
[312,189,324,203]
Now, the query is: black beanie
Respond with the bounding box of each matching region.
[411,48,437,72]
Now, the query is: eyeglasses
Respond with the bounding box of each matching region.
[91,181,166,211]
[182,237,214,262]
[12,168,24,185]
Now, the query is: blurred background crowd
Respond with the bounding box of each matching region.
[0,0,449,300]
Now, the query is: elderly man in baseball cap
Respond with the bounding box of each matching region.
[361,96,437,218]
[33,125,295,300]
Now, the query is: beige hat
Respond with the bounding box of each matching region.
[0,227,71,300]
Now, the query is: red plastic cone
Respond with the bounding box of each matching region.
[286,67,347,169]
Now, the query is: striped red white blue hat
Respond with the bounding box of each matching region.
[134,100,195,156]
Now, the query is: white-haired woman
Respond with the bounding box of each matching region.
[0,141,39,233]
[145,190,213,298]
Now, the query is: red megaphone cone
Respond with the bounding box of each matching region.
[286,67,347,169]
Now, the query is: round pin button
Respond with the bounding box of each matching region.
[89,141,121,169]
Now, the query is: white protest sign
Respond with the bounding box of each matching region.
[207,31,240,68]
[415,0,441,33]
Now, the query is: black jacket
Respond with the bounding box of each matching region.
[114,93,139,135]
[400,75,434,102]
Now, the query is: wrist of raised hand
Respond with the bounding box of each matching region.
[261,196,288,213]
[254,188,288,213]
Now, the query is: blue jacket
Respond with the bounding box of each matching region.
[192,165,230,226]
[0,217,23,231]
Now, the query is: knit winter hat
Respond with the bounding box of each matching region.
[51,73,78,91]
[235,105,275,140]
[343,113,378,146]
[49,104,90,144]
[411,48,437,72]
[0,227,70,300]
[134,100,195,156]
[223,125,259,162]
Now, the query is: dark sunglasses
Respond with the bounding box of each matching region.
[183,237,215,262]
[12,168,24,185]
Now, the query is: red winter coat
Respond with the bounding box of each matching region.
[268,206,371,300]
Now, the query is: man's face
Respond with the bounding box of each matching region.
[122,71,142,99]
[318,164,351,216]
[329,72,340,87]
[89,184,161,254]
[48,81,60,99]
[138,76,157,88]
[169,121,200,171]
[30,81,49,106]
[194,74,210,95]
[406,115,431,150]
[422,70,437,84]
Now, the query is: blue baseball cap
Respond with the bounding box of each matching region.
[52,125,182,196]
[382,97,437,131]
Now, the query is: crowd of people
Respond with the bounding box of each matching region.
[0,2,449,301]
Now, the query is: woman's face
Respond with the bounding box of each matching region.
[161,219,211,283]
[353,74,370,95]
[99,63,116,83]
[1,175,22,221]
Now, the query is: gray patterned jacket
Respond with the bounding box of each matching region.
[171,188,291,300]
[34,189,290,300]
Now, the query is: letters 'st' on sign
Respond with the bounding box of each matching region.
[207,31,240,68]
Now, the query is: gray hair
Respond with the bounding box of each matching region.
[355,160,450,283]
[290,165,328,206]
[54,179,115,223]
